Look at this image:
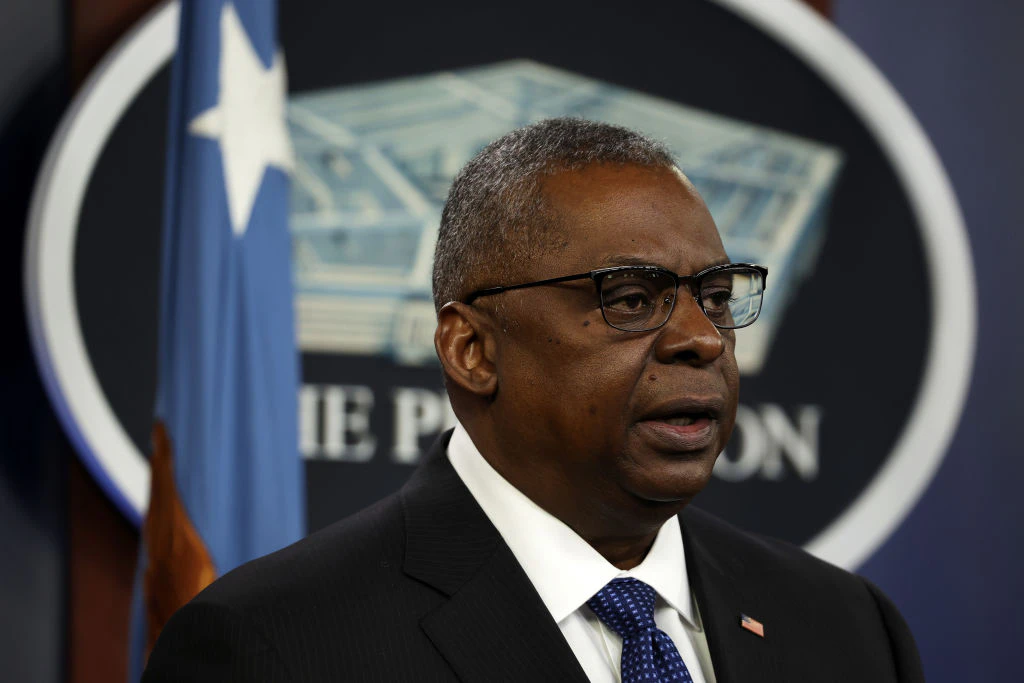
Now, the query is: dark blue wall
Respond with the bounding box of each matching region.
[836,1,1024,680]
[0,1,67,682]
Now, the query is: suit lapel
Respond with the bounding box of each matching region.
[420,542,592,683]
[681,509,781,683]
[401,433,589,683]
[400,435,784,683]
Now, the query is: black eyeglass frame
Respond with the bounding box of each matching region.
[463,262,769,331]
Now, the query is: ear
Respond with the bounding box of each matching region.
[434,301,498,398]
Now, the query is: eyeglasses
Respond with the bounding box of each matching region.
[464,263,768,332]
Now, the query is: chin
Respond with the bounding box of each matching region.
[626,456,717,507]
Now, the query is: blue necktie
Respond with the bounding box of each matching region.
[586,577,694,682]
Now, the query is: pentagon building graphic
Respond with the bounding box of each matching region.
[288,60,843,374]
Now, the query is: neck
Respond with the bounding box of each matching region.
[585,532,661,570]
[463,419,685,570]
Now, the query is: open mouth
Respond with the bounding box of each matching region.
[636,400,723,451]
[657,413,712,428]
[638,414,717,451]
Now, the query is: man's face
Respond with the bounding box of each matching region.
[489,163,739,523]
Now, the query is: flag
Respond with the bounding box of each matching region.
[740,613,765,638]
[131,0,304,672]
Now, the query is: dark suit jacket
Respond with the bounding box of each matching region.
[143,432,925,682]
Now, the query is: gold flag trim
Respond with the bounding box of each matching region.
[143,421,217,657]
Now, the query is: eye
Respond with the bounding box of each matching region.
[701,287,735,314]
[604,287,655,312]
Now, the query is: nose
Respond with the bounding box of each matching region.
[652,294,726,366]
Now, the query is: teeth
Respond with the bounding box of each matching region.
[664,415,699,426]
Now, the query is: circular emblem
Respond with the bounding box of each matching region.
[24,0,975,569]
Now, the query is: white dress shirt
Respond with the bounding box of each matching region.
[447,424,717,683]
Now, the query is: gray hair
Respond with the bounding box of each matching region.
[431,117,676,312]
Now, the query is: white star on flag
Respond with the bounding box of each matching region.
[188,2,294,236]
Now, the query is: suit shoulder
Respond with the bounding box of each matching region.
[681,506,924,680]
[192,492,405,612]
[681,504,865,590]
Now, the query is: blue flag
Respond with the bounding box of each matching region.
[131,0,304,676]
[156,0,303,573]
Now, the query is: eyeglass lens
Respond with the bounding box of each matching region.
[599,267,764,331]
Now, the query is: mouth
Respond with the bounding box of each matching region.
[654,413,714,430]
[639,397,723,424]
[635,399,724,452]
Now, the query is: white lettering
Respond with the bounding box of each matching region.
[300,388,818,481]
[714,404,822,482]
[759,404,821,481]
[298,385,319,457]
[301,384,376,461]
[393,388,447,464]
[713,404,766,481]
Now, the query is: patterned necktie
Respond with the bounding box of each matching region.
[586,577,694,683]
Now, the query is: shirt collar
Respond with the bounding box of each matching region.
[446,423,697,628]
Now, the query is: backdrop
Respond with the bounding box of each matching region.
[836,2,1024,679]
[3,1,1020,681]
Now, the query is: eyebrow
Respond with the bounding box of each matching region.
[598,254,733,270]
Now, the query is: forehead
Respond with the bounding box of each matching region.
[541,164,727,273]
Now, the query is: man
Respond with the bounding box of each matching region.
[143,119,924,682]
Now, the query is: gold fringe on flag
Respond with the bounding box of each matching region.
[143,421,217,657]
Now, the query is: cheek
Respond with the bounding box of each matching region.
[502,327,649,432]
[721,339,740,391]
[718,344,742,443]
[551,345,651,449]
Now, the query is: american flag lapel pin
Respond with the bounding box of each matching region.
[740,613,765,638]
